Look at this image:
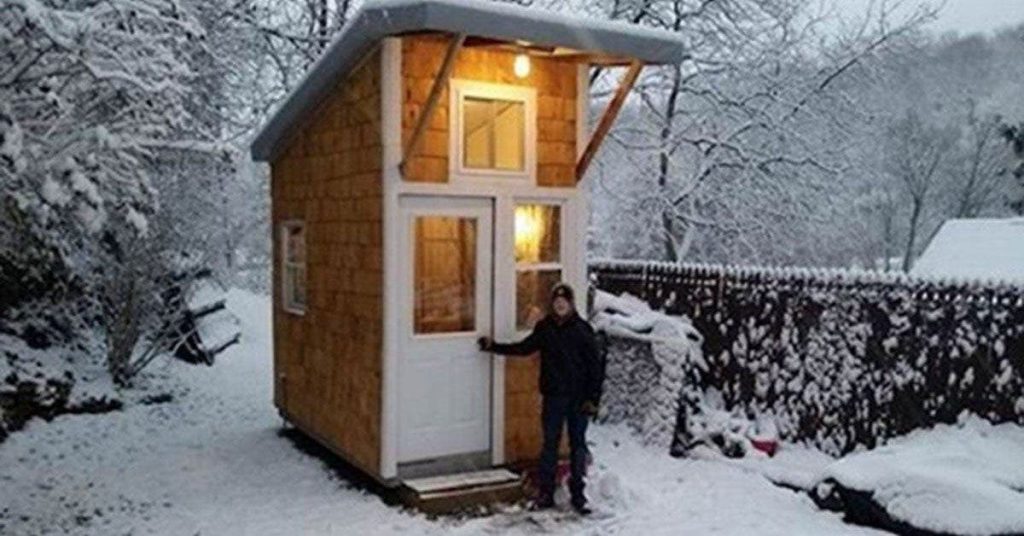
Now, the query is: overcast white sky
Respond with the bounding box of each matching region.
[835,0,1024,35]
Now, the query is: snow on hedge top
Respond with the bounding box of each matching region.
[911,217,1024,284]
[821,416,1024,535]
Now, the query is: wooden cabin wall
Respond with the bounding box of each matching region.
[401,35,578,187]
[401,35,579,464]
[270,49,384,475]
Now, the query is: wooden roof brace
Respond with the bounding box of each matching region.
[399,32,466,177]
[575,60,643,182]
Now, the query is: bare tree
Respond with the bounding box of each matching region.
[591,0,937,264]
[951,106,1014,218]
[882,111,956,272]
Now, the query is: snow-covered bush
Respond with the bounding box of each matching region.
[1,1,255,385]
[591,260,1024,455]
[591,290,704,449]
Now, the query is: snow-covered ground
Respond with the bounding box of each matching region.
[820,417,1024,535]
[0,290,881,535]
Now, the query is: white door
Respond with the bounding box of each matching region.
[398,196,493,463]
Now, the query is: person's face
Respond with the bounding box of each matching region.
[552,296,573,317]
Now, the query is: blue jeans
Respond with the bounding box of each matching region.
[539,396,589,502]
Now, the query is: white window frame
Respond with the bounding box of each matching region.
[449,79,537,184]
[513,200,566,335]
[280,220,306,315]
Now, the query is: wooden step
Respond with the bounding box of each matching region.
[401,469,524,514]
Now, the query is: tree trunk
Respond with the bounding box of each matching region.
[659,65,682,262]
[902,199,923,272]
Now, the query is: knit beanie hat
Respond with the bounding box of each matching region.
[550,282,575,305]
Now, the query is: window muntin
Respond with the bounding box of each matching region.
[282,222,306,313]
[413,216,478,334]
[462,97,525,172]
[514,204,562,331]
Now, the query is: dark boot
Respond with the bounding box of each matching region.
[571,496,592,516]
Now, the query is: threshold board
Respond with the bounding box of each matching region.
[403,468,519,494]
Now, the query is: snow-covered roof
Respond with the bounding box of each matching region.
[250,0,686,162]
[912,217,1024,283]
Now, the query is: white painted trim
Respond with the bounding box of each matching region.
[575,64,591,312]
[490,194,513,466]
[396,180,578,198]
[379,37,402,480]
[279,220,306,315]
[449,79,537,185]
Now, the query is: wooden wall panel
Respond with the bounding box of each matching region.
[401,35,579,187]
[271,49,384,476]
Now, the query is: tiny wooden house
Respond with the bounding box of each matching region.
[250,0,683,486]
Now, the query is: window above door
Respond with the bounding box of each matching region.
[450,79,536,183]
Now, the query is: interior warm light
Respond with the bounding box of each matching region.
[513,53,531,78]
[514,205,541,261]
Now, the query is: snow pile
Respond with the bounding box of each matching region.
[0,330,121,443]
[814,415,1024,535]
[592,290,704,448]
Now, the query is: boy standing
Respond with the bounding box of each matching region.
[479,283,603,514]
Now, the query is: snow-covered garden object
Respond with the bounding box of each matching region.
[591,260,1024,456]
[812,416,1024,536]
[592,290,704,448]
[171,278,242,366]
[683,388,781,458]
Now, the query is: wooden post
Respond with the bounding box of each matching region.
[574,60,643,182]
[399,33,466,176]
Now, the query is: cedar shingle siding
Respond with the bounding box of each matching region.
[401,35,578,187]
[271,49,384,474]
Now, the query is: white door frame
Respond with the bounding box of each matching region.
[395,195,494,463]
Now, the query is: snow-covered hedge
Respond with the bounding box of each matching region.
[590,260,1024,455]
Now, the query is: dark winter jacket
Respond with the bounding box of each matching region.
[489,313,604,404]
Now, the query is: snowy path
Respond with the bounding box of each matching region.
[0,290,883,535]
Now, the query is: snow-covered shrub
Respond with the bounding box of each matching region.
[1,2,256,385]
[591,290,705,449]
[591,260,1024,455]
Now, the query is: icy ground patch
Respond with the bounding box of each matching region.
[0,290,879,535]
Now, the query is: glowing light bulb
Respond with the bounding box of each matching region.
[513,53,531,78]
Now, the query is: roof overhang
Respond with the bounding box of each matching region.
[250,0,686,162]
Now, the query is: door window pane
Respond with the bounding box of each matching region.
[463,97,524,171]
[414,216,477,334]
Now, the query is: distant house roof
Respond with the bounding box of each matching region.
[250,0,687,162]
[911,218,1024,282]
